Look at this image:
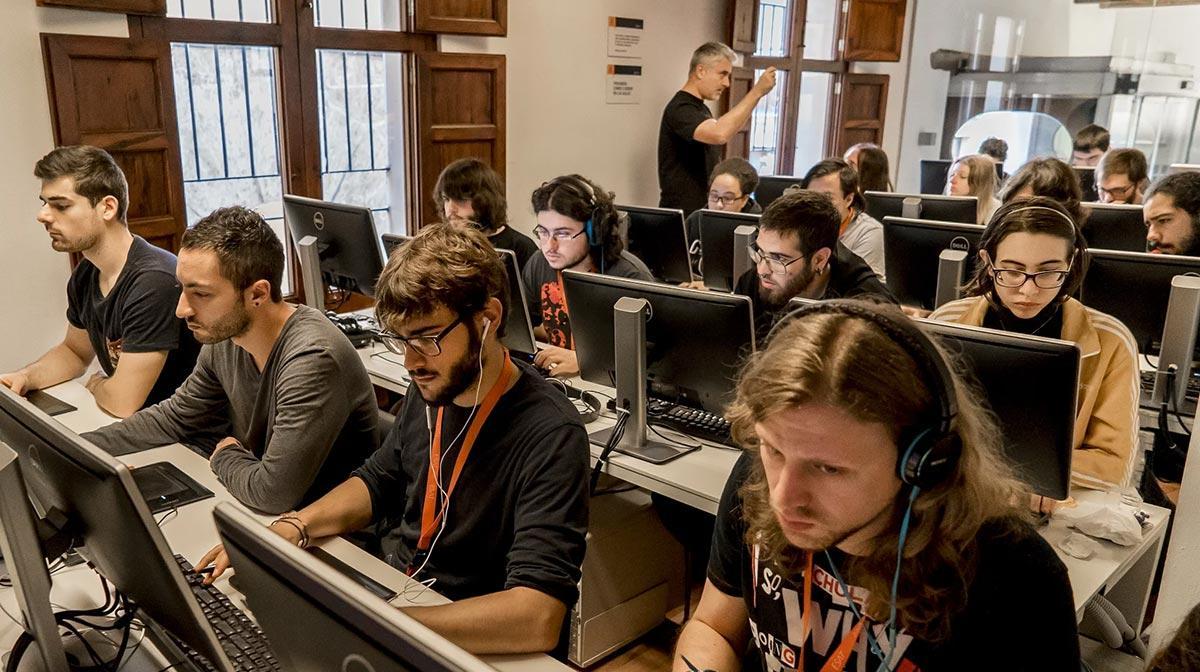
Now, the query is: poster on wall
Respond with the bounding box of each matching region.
[607,16,644,59]
[606,64,642,105]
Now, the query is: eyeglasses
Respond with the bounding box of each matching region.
[533,225,586,242]
[989,265,1071,290]
[1097,183,1136,199]
[748,243,802,276]
[707,191,745,206]
[378,316,464,357]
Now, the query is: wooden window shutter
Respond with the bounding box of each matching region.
[413,52,505,230]
[37,0,165,15]
[42,34,188,254]
[413,0,507,36]
[728,0,758,53]
[844,0,906,62]
[725,68,755,160]
[833,73,888,156]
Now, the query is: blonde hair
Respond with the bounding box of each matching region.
[726,301,1027,641]
[948,154,1000,225]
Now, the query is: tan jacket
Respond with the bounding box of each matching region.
[930,296,1140,491]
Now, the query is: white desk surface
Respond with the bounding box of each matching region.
[0,380,569,672]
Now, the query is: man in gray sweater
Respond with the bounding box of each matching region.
[84,206,377,514]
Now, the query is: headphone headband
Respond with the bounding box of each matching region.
[1002,205,1076,228]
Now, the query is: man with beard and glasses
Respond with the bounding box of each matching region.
[83,206,377,514]
[1,146,199,417]
[1145,171,1200,256]
[673,300,1079,671]
[733,189,894,339]
[197,224,590,655]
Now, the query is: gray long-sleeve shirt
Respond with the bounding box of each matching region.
[84,305,377,513]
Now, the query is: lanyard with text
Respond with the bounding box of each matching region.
[801,551,870,672]
[409,349,513,573]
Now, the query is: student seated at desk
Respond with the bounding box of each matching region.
[946,153,1000,225]
[433,157,538,270]
[1096,148,1149,205]
[931,197,1139,491]
[200,224,590,655]
[685,157,762,270]
[801,158,886,279]
[1000,156,1088,225]
[733,189,895,339]
[1,146,199,418]
[522,174,653,377]
[83,206,377,513]
[673,300,1079,671]
[1144,171,1200,256]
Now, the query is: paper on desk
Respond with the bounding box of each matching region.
[1059,491,1144,546]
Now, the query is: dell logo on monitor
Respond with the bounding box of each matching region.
[314,211,326,231]
[949,236,970,253]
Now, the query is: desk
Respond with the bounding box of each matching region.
[0,380,569,672]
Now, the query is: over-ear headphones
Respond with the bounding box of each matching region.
[548,175,606,248]
[545,378,603,424]
[765,300,962,490]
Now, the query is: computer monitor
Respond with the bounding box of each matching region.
[284,194,384,297]
[0,443,71,672]
[754,175,804,209]
[698,209,759,292]
[1168,164,1200,176]
[919,159,952,195]
[377,234,535,357]
[1079,250,1200,354]
[0,387,238,671]
[618,205,693,284]
[921,321,1080,500]
[1081,203,1146,253]
[864,192,978,224]
[1075,166,1098,202]
[212,503,497,672]
[881,217,985,310]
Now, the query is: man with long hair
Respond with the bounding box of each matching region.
[1145,172,1200,256]
[673,300,1079,670]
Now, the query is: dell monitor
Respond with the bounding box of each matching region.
[698,209,760,292]
[1079,250,1200,354]
[0,387,241,671]
[1075,166,1098,202]
[0,443,71,672]
[213,503,498,672]
[754,175,804,209]
[284,194,384,297]
[921,321,1080,500]
[1081,203,1147,253]
[882,217,985,310]
[864,192,978,224]
[919,159,952,195]
[618,205,693,284]
[381,232,410,258]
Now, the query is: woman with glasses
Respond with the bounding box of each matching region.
[685,158,762,278]
[930,197,1140,491]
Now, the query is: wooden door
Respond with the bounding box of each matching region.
[413,0,507,36]
[833,73,889,156]
[844,0,907,62]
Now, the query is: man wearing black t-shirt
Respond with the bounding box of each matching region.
[674,300,1080,671]
[433,157,539,270]
[199,224,590,656]
[658,42,776,215]
[0,146,198,417]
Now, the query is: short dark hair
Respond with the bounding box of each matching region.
[1145,171,1200,233]
[181,206,285,302]
[855,146,892,192]
[34,145,130,223]
[963,196,1088,301]
[1000,157,1087,225]
[709,157,759,196]
[1097,148,1149,185]
[1074,124,1110,153]
[432,158,508,232]
[531,174,625,267]
[978,137,1008,162]
[758,189,840,257]
[801,158,866,211]
[374,222,507,333]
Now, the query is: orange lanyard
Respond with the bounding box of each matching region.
[414,350,513,554]
[800,551,871,672]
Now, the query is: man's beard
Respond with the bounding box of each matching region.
[190,301,251,344]
[52,229,100,254]
[415,325,483,407]
[760,262,817,310]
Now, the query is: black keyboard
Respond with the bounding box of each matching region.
[171,555,281,671]
[646,399,734,447]
[1140,370,1200,404]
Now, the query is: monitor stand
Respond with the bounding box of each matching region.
[934,249,968,309]
[902,196,922,219]
[1152,275,1200,411]
[588,297,698,464]
[732,225,756,283]
[296,235,326,312]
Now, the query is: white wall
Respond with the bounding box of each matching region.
[440,0,728,234]
[0,6,129,372]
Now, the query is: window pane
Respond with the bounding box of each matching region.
[313,0,402,30]
[168,0,272,22]
[793,72,833,174]
[755,0,791,57]
[171,43,290,293]
[317,49,407,236]
[749,69,788,175]
[803,0,839,60]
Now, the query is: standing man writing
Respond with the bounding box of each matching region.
[658,42,776,215]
